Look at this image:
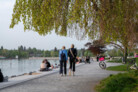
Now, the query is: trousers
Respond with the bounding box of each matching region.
[69,58,75,72]
[60,60,67,74]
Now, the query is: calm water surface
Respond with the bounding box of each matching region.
[0,59,59,77]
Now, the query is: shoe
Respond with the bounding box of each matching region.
[69,69,71,76]
[69,71,71,76]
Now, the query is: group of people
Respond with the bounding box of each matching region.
[59,44,77,76]
[40,59,52,71]
[40,44,77,76]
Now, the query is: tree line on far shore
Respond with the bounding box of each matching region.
[0,45,137,59]
[0,45,93,59]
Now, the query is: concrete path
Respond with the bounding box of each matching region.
[0,62,122,92]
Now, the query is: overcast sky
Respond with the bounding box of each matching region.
[0,0,89,50]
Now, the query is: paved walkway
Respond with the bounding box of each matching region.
[0,62,122,92]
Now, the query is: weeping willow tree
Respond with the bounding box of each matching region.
[10,0,138,62]
[92,0,138,62]
[10,0,71,36]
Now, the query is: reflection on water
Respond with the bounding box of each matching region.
[0,59,59,77]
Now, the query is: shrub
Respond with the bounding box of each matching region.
[96,73,137,92]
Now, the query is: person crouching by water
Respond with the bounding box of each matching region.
[59,46,68,76]
[68,44,77,76]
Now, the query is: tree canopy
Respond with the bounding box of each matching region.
[10,0,138,50]
[10,0,71,36]
[85,39,106,55]
[10,0,103,37]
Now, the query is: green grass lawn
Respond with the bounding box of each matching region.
[107,58,138,71]
[107,59,122,63]
[106,64,127,71]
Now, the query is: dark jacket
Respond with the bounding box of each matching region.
[0,69,4,82]
[46,61,51,68]
[68,48,77,59]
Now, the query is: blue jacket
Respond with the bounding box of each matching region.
[59,49,68,61]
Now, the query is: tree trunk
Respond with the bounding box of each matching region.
[123,47,128,64]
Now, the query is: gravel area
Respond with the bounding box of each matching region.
[0,62,122,92]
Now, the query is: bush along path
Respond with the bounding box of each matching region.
[96,58,138,92]
[95,71,138,92]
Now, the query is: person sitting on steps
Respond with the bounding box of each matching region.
[40,60,46,71]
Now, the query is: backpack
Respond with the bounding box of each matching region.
[61,51,66,61]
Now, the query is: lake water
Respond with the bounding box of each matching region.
[0,59,59,77]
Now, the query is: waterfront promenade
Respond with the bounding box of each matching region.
[0,62,122,92]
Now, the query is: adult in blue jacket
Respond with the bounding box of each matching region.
[59,46,68,76]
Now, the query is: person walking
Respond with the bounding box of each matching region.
[68,44,77,76]
[59,46,68,76]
